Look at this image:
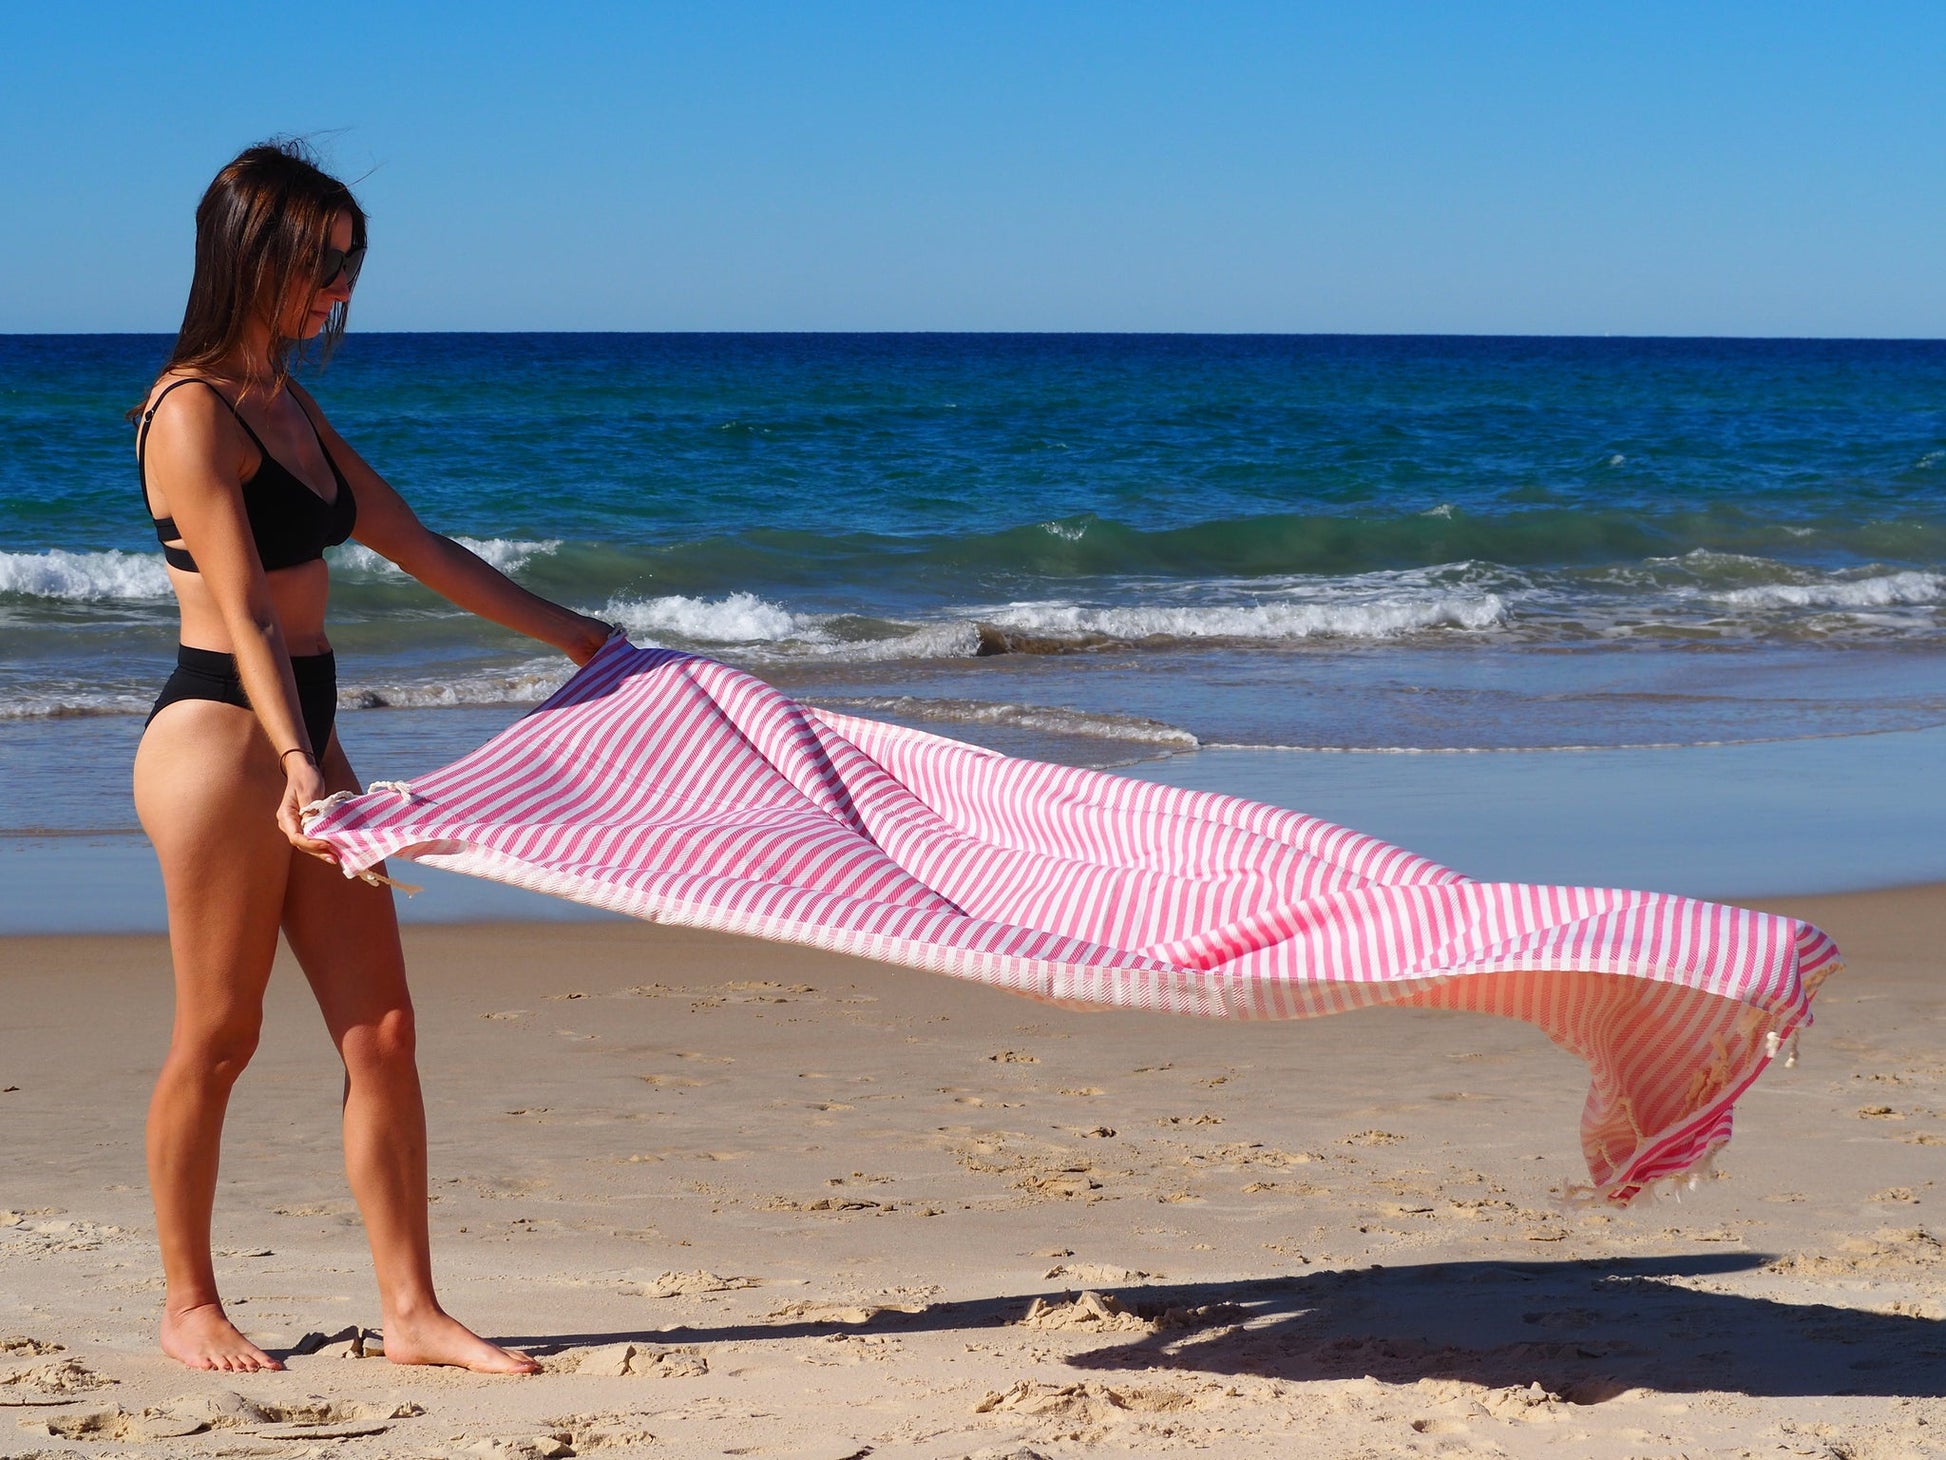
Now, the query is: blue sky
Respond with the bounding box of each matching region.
[5,3,1943,335]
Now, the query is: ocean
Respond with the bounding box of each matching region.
[3,333,1944,930]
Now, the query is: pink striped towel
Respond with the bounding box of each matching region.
[308,638,1839,1204]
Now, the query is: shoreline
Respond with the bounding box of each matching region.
[2,876,1941,945]
[7,717,1941,937]
[2,885,1940,1456]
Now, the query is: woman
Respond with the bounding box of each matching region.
[132,140,609,1374]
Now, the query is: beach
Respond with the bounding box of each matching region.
[2,881,1941,1458]
[3,331,1943,1455]
[7,0,1945,1449]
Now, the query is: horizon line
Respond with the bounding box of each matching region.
[7,328,1946,344]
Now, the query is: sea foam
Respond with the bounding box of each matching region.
[595,577,1508,666]
[602,593,985,662]
[339,657,573,710]
[0,690,156,720]
[0,540,563,603]
[979,592,1507,642]
[330,538,561,577]
[605,591,806,643]
[0,549,172,601]
[1713,570,1943,611]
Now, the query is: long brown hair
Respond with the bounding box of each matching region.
[132,139,366,419]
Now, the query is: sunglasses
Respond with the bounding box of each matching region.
[318,243,367,290]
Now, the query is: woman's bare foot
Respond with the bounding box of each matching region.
[160,1301,284,1372]
[381,1308,539,1374]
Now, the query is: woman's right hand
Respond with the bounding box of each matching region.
[276,754,340,862]
[566,614,622,666]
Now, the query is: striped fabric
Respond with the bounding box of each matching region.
[309,638,1839,1204]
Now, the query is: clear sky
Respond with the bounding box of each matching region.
[6,2,1944,335]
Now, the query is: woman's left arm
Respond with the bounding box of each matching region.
[294,385,613,666]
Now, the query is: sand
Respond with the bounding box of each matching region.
[1,885,1941,1459]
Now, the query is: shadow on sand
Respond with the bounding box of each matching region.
[498,1252,1946,1402]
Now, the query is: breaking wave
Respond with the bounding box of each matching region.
[976,593,1506,643]
[597,572,1508,665]
[0,550,172,601]
[1712,570,1943,611]
[329,537,561,577]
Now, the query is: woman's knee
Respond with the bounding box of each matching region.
[165,1014,264,1088]
[339,1005,417,1078]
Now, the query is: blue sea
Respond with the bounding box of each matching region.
[3,334,1944,930]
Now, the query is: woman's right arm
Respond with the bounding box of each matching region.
[143,387,336,856]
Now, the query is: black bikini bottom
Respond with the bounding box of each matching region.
[148,645,338,758]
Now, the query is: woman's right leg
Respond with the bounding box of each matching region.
[134,699,293,1373]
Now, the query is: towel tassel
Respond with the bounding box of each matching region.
[299,789,424,896]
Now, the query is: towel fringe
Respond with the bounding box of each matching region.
[1762,1028,1804,1067]
[1554,1143,1723,1211]
[344,866,424,896]
[300,791,422,896]
[300,790,358,822]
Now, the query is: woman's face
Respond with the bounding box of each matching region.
[280,210,357,341]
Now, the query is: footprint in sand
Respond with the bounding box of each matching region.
[29,1406,208,1441]
[290,1326,398,1359]
[631,1270,763,1297]
[1869,1187,1922,1203]
[28,1394,420,1443]
[531,1415,656,1452]
[1042,1262,1162,1285]
[763,1194,886,1213]
[1,1353,108,1406]
[973,1380,1210,1420]
[561,1342,707,1378]
[763,1298,925,1324]
[0,1337,65,1357]
[1019,1291,1151,1333]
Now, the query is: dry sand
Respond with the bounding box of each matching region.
[1,885,1941,1459]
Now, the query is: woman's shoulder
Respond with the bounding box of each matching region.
[138,373,250,465]
[143,371,231,421]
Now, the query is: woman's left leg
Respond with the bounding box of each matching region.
[278,736,538,1374]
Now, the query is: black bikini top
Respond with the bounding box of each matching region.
[138,378,357,573]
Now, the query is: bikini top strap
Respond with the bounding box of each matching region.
[135,377,274,463]
[137,378,212,470]
[285,383,348,486]
[137,378,270,511]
